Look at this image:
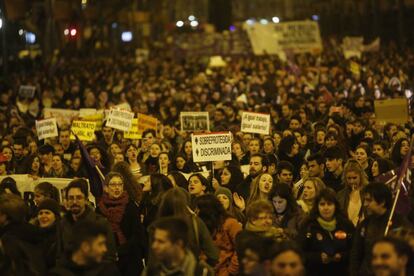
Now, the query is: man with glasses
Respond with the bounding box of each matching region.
[59,179,116,262]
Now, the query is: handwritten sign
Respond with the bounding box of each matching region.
[106,109,134,132]
[124,118,142,139]
[19,85,36,98]
[36,118,58,140]
[70,121,96,141]
[241,111,270,134]
[180,112,210,132]
[192,132,232,163]
[137,113,158,134]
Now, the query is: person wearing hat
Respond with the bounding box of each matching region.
[36,198,61,270]
[215,186,245,224]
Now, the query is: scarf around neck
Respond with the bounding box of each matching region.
[317,217,337,232]
[98,192,129,245]
[245,222,286,241]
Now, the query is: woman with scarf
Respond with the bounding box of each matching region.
[97,172,147,275]
[297,188,354,276]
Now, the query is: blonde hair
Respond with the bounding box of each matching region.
[342,159,369,188]
[247,173,273,206]
[300,177,326,201]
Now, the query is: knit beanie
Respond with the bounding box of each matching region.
[37,198,61,218]
[215,187,233,202]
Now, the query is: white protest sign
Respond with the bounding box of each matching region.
[192,132,232,163]
[106,109,134,132]
[241,111,271,134]
[35,118,58,140]
[180,112,210,132]
[342,36,364,59]
[44,108,80,127]
[19,85,36,98]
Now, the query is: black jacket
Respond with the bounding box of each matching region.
[49,257,120,276]
[297,216,355,276]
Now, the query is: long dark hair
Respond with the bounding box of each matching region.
[195,194,228,235]
[391,138,409,166]
[168,171,189,190]
[111,161,143,203]
[308,188,348,222]
[149,174,173,205]
[221,165,244,192]
[268,183,299,216]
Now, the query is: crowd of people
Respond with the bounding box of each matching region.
[0,40,414,275]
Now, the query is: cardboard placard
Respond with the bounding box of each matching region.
[137,113,158,134]
[19,85,36,98]
[106,109,134,132]
[44,108,80,127]
[124,118,142,139]
[192,132,232,163]
[241,111,271,134]
[180,112,210,132]
[35,118,58,140]
[374,98,409,125]
[70,121,96,141]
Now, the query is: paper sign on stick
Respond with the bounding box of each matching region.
[106,109,134,132]
[137,114,158,134]
[36,118,58,140]
[124,118,142,139]
[180,112,210,132]
[70,121,96,141]
[19,85,36,98]
[192,132,232,163]
[44,108,79,127]
[241,111,270,134]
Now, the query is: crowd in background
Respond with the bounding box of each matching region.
[0,40,414,275]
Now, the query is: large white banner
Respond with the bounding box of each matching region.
[192,132,232,163]
[241,111,271,135]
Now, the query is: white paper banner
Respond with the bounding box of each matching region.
[106,109,134,132]
[241,111,271,134]
[35,118,58,140]
[192,132,232,163]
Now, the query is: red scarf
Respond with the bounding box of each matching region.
[98,192,129,245]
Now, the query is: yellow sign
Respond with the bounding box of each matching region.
[137,114,157,134]
[81,113,104,131]
[70,121,96,141]
[124,118,142,140]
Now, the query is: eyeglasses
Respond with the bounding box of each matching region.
[67,195,85,201]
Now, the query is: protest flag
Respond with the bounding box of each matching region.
[384,137,413,235]
[73,133,105,198]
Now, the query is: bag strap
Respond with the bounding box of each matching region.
[192,214,200,247]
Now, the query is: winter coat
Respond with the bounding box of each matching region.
[49,257,121,276]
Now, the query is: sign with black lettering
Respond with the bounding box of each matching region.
[241,111,271,135]
[192,132,232,163]
[19,85,36,98]
[180,112,210,132]
[106,109,134,132]
[70,121,96,141]
[35,118,58,140]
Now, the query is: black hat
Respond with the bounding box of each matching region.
[37,198,61,218]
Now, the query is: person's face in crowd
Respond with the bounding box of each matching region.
[159,153,170,168]
[29,141,38,154]
[393,131,408,144]
[175,157,186,170]
[70,157,81,172]
[84,92,96,108]
[243,133,253,148]
[272,196,288,214]
[387,125,398,139]
[302,181,316,201]
[105,176,124,199]
[102,127,113,142]
[31,156,40,172]
[54,144,64,156]
[232,143,244,158]
[242,249,260,275]
[40,152,53,165]
[273,133,282,147]
[13,144,24,159]
[150,144,162,158]
[81,234,107,264]
[126,146,137,161]
[325,158,342,174]
[249,156,264,177]
[400,140,410,157]
[270,250,304,276]
[278,169,293,185]
[325,136,338,148]
[143,132,155,148]
[0,163,6,175]
[290,142,300,156]
[188,176,206,196]
[259,173,273,194]
[114,153,124,164]
[163,125,174,138]
[109,143,121,157]
[59,130,71,147]
[281,105,291,118]
[73,149,81,159]
[252,211,273,228]
[299,164,308,179]
[346,171,361,190]
[248,139,261,155]
[38,209,56,228]
[184,142,192,156]
[263,139,275,154]
[220,168,232,186]
[371,160,381,177]
[365,130,374,139]
[289,119,301,130]
[355,148,368,165]
[316,131,325,145]
[318,198,335,221]
[214,110,225,122]
[364,193,385,216]
[353,122,364,135]
[318,102,327,114]
[52,156,63,171]
[355,97,365,108]
[373,144,386,158]
[152,229,180,263]
[372,242,408,276]
[89,148,102,162]
[217,194,230,210]
[283,129,293,138]
[308,160,323,177]
[2,147,12,161]
[67,187,87,216]
[346,123,354,137]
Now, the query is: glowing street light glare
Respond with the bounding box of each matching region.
[18,29,24,36]
[70,29,77,36]
[0,18,3,29]
[190,20,199,27]
[176,20,184,28]
[188,15,195,21]
[246,19,255,26]
[64,29,69,35]
[260,19,268,25]
[272,16,280,23]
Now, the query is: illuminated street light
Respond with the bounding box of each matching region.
[0,18,3,29]
[272,16,280,23]
[176,21,184,28]
[64,29,69,36]
[190,20,199,27]
[260,19,268,25]
[188,15,195,21]
[70,29,77,36]
[246,19,255,26]
[19,29,24,36]
[121,31,133,42]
